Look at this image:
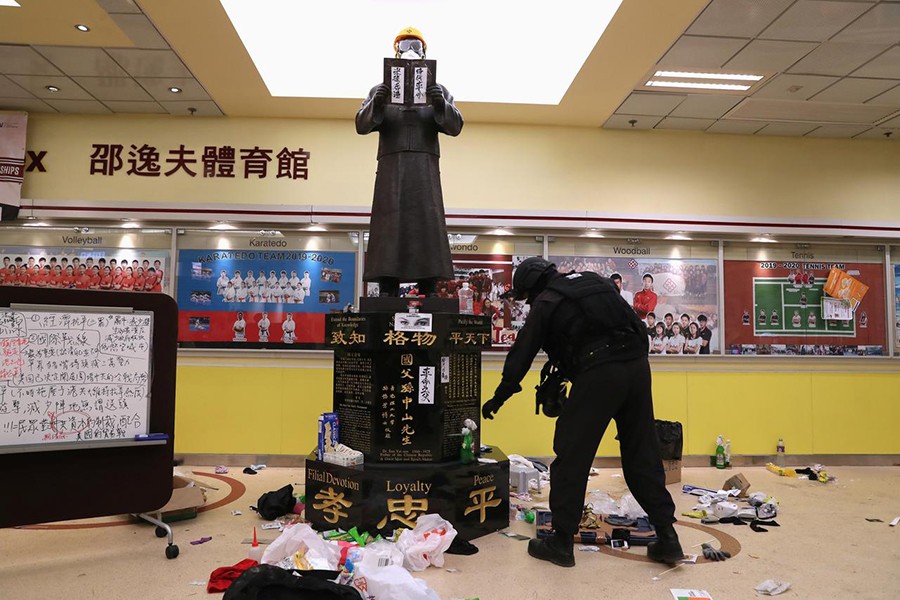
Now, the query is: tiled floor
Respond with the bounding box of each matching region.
[0,465,897,599]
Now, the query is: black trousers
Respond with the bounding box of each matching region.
[549,356,676,536]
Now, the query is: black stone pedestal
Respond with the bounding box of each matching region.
[305,447,510,541]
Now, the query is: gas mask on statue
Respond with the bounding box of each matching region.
[397,38,425,60]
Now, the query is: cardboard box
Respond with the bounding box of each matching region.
[663,459,682,485]
[157,475,207,521]
[723,473,751,497]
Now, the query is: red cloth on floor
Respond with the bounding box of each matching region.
[207,558,258,593]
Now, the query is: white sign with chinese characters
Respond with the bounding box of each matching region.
[418,366,435,405]
[440,356,450,383]
[413,67,428,104]
[390,66,405,104]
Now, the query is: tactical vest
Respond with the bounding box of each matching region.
[545,271,648,374]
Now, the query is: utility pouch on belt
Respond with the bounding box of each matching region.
[535,361,567,418]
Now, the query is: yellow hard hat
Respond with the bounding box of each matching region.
[394,26,426,53]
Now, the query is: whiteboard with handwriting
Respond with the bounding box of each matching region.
[0,308,152,448]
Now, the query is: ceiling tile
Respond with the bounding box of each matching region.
[44,99,112,114]
[755,122,820,136]
[753,74,839,100]
[0,45,62,76]
[853,127,898,139]
[0,97,55,113]
[706,119,768,134]
[655,116,716,130]
[788,42,890,76]
[725,40,818,72]
[32,46,128,77]
[0,75,32,99]
[866,83,900,107]
[687,0,793,38]
[805,124,873,138]
[104,100,168,114]
[616,92,685,116]
[603,114,663,130]
[811,78,898,103]
[161,101,223,117]
[658,36,749,69]
[668,94,742,119]
[96,0,142,13]
[135,77,210,102]
[110,14,169,50]
[7,75,93,100]
[105,49,193,78]
[759,1,871,42]
[729,97,896,123]
[72,76,153,101]
[833,2,900,43]
[853,46,900,79]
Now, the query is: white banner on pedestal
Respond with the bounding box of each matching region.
[0,111,27,210]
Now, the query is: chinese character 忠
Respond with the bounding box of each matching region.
[377,495,428,529]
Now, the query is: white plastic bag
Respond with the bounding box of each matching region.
[394,513,457,571]
[352,564,440,600]
[260,522,340,570]
[588,490,621,515]
[357,539,404,569]
[618,493,648,519]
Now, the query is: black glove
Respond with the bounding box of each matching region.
[701,543,731,561]
[427,84,445,109]
[481,397,505,420]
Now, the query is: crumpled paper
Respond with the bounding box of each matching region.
[755,579,791,595]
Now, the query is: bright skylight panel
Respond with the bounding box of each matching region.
[220,0,623,105]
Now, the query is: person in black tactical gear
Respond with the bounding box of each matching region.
[482,257,683,568]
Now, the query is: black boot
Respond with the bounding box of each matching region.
[527,531,575,567]
[647,523,684,564]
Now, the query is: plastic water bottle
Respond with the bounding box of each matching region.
[776,437,786,468]
[724,439,731,467]
[715,435,726,469]
[458,282,474,315]
[248,526,264,563]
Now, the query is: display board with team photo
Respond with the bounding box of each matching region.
[176,248,356,348]
[0,246,171,294]
[894,263,900,356]
[547,255,720,356]
[724,259,885,356]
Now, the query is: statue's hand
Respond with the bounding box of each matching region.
[428,84,445,109]
[372,83,389,105]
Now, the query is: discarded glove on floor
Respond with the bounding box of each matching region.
[701,543,731,562]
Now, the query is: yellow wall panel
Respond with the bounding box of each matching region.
[684,372,814,456]
[811,374,900,454]
[174,363,900,457]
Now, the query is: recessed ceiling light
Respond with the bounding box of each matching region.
[305,223,327,232]
[120,221,142,229]
[666,233,692,241]
[751,236,777,243]
[75,24,90,32]
[23,221,49,227]
[646,81,751,91]
[168,86,182,94]
[220,0,624,104]
[490,227,513,236]
[46,85,60,93]
[654,70,763,82]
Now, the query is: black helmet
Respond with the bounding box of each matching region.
[503,257,556,302]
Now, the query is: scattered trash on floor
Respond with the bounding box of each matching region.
[755,579,791,596]
[242,467,257,475]
[445,568,461,573]
[231,510,242,516]
[766,463,796,477]
[891,517,900,527]
[669,589,713,600]
[260,522,282,531]
[250,463,267,471]
[499,531,530,541]
[207,559,258,593]
[189,536,212,545]
[215,465,228,474]
[188,581,205,586]
[795,464,835,483]
[865,518,884,522]
[651,564,683,581]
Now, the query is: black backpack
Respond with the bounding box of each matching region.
[224,565,359,600]
[256,484,296,520]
